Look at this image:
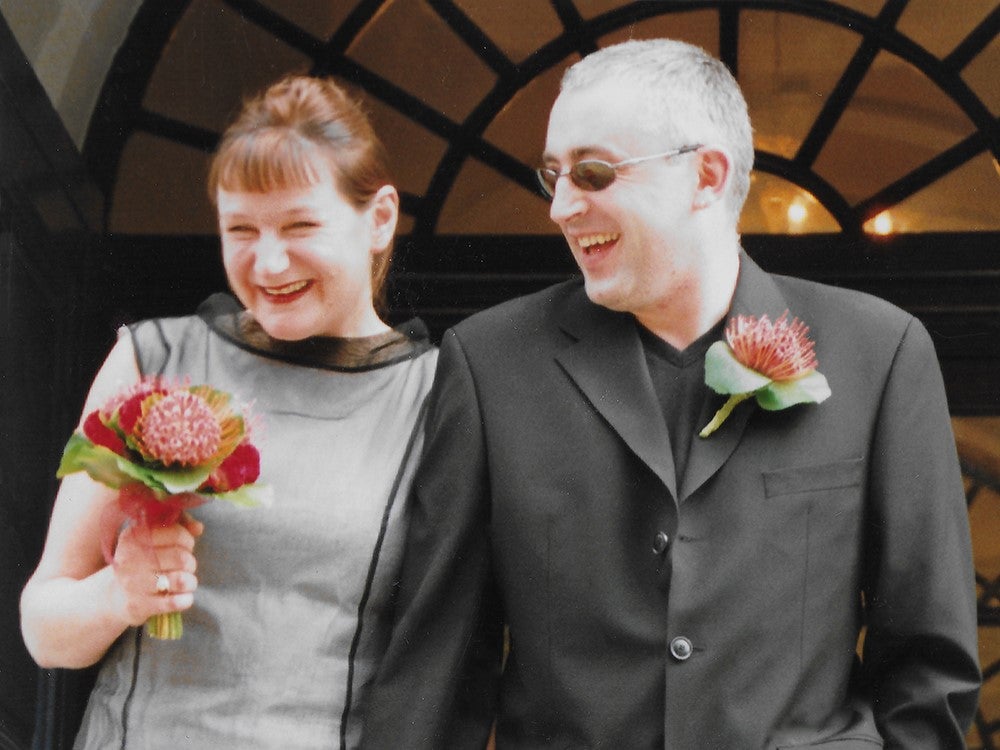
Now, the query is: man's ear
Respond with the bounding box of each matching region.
[693,147,731,210]
[369,184,399,253]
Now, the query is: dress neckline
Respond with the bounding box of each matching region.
[197,293,432,372]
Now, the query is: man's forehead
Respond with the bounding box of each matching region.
[544,83,654,159]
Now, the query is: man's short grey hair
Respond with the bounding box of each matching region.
[561,38,754,220]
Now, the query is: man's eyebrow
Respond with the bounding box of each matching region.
[541,146,610,164]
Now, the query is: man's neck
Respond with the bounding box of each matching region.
[634,242,741,350]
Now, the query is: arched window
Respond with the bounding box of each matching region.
[89,1,998,241]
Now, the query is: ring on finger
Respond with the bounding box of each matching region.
[155,573,170,595]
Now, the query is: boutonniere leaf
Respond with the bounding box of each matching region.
[699,312,831,437]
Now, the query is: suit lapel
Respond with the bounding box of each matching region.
[551,255,792,506]
[679,253,792,503]
[554,289,678,502]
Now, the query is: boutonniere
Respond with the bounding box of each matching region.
[699,311,831,437]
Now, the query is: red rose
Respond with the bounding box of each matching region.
[204,442,260,492]
[82,411,127,455]
[117,393,148,435]
[100,380,166,431]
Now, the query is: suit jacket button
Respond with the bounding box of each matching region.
[670,636,693,661]
[652,531,670,554]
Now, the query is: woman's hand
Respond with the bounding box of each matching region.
[109,514,204,628]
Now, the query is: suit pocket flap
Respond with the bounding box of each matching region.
[764,458,864,497]
[775,739,882,749]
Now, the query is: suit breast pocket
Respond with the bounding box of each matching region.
[763,458,864,499]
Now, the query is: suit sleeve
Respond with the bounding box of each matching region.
[862,317,981,745]
[362,329,503,749]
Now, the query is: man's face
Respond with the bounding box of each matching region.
[542,79,702,322]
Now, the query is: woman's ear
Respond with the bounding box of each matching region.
[693,146,731,211]
[369,185,399,253]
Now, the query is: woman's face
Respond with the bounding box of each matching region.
[217,173,397,340]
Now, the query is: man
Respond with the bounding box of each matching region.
[363,39,980,748]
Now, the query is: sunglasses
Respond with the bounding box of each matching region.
[535,144,702,199]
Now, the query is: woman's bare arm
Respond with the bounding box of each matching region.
[20,334,201,668]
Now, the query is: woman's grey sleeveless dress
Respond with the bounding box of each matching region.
[74,294,437,749]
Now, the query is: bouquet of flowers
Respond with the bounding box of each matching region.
[57,377,270,639]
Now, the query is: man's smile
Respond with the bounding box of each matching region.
[577,233,620,255]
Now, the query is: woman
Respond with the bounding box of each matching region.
[20,75,437,749]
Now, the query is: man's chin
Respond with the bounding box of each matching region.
[582,283,628,313]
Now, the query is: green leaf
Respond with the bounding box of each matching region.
[704,341,772,395]
[56,431,271,508]
[755,370,832,411]
[156,466,214,494]
[117,461,213,494]
[57,435,133,488]
[205,483,273,508]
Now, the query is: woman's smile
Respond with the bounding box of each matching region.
[261,279,313,300]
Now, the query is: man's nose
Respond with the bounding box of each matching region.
[548,176,587,224]
[253,233,290,275]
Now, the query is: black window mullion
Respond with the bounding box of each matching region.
[218,0,325,58]
[943,5,1000,73]
[795,0,911,168]
[853,129,994,223]
[425,0,518,77]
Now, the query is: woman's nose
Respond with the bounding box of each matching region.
[253,234,290,275]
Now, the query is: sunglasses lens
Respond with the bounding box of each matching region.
[536,160,617,198]
[536,168,559,197]
[572,161,615,191]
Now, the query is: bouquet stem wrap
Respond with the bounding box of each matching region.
[113,485,207,639]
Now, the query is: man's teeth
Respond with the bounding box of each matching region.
[265,280,309,295]
[578,233,619,250]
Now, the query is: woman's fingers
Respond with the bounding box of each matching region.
[111,522,201,625]
[146,522,200,550]
[152,570,198,597]
[148,572,197,614]
[151,545,198,574]
[180,512,205,538]
[116,567,199,625]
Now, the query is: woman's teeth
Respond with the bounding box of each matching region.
[264,280,309,295]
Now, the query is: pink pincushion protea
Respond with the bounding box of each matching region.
[725,312,818,380]
[136,390,222,466]
[699,310,831,437]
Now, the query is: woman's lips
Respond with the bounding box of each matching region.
[261,279,312,302]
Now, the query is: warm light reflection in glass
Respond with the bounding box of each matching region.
[787,200,808,226]
[870,211,894,236]
[744,173,840,234]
